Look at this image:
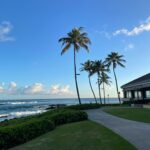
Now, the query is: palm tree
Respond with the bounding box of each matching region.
[81,60,97,103]
[105,52,126,104]
[100,73,111,104]
[98,78,102,104]
[93,60,109,104]
[59,27,91,105]
[92,60,102,104]
[98,61,109,104]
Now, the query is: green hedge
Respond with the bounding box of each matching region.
[0,119,54,149]
[67,104,101,110]
[0,109,88,149]
[50,110,88,125]
[66,103,121,110]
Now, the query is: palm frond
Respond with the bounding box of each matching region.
[117,61,125,68]
[61,43,71,55]
[79,27,84,31]
[80,43,89,52]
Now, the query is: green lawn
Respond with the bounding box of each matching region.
[104,108,150,123]
[11,121,136,150]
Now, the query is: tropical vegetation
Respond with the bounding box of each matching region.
[100,73,111,104]
[59,27,126,104]
[0,108,87,149]
[105,52,126,104]
[59,27,91,105]
[80,59,111,104]
[80,60,97,103]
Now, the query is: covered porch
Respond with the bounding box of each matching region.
[123,88,150,101]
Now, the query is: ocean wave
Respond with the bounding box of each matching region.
[10,110,46,117]
[0,114,9,118]
[6,101,38,105]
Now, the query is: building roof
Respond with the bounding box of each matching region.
[121,73,150,90]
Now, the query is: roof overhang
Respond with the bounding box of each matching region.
[121,79,150,91]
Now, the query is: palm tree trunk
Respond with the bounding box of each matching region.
[98,73,102,104]
[113,67,121,104]
[102,82,106,105]
[74,47,81,105]
[88,76,97,103]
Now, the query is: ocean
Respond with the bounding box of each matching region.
[0,98,119,122]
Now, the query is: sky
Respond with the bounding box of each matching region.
[0,0,150,99]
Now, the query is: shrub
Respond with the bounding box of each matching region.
[0,109,88,149]
[66,104,101,110]
[50,110,88,125]
[0,119,55,149]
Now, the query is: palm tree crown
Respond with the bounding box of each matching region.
[80,60,93,77]
[100,73,111,86]
[59,27,91,55]
[105,52,126,69]
[93,60,109,74]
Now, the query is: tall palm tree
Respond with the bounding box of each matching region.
[81,60,97,103]
[97,78,102,104]
[98,61,109,104]
[105,52,126,104]
[92,60,102,104]
[100,73,111,104]
[59,27,91,105]
[93,60,109,104]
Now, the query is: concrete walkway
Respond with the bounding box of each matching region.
[86,109,150,150]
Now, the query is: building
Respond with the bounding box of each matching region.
[121,73,150,101]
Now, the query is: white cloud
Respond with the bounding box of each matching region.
[0,86,4,93]
[0,21,15,42]
[7,81,18,94]
[113,16,150,36]
[23,83,44,94]
[124,43,135,52]
[50,84,73,95]
[0,82,73,96]
[9,81,17,89]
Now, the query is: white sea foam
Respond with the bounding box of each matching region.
[0,114,9,118]
[10,110,46,117]
[7,101,38,105]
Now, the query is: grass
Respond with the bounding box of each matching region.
[104,108,150,123]
[0,108,87,149]
[11,121,136,150]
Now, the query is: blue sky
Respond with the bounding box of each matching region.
[0,0,150,99]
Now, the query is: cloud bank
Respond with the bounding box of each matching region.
[0,82,73,96]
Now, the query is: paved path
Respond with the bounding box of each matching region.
[86,109,150,150]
